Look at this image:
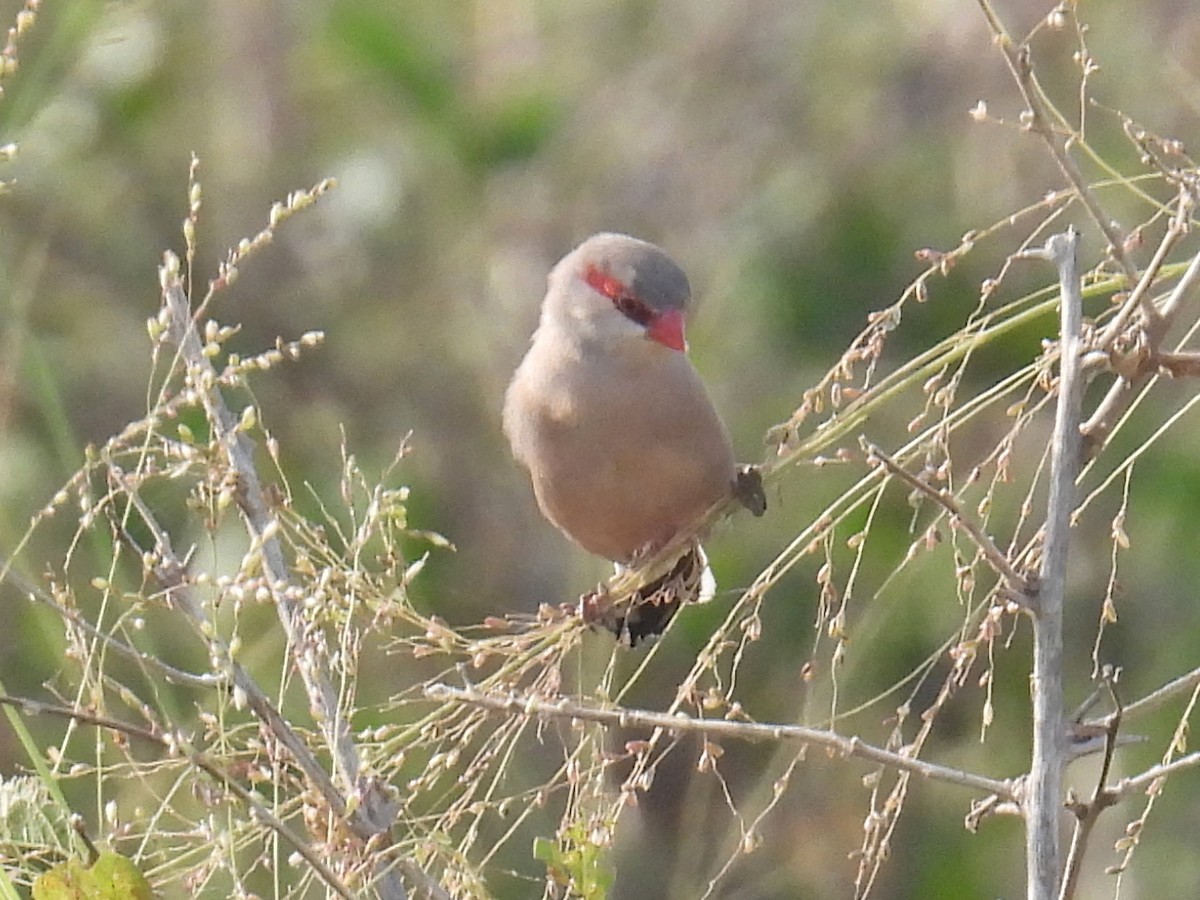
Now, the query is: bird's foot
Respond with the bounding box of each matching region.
[733,464,767,517]
[578,587,617,632]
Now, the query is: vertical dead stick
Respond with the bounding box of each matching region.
[1016,229,1083,900]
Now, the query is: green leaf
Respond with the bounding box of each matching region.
[32,853,154,900]
[31,860,87,900]
[531,836,556,863]
[86,853,155,899]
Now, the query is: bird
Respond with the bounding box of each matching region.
[503,233,763,642]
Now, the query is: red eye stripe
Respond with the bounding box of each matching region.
[584,264,655,327]
[584,264,624,301]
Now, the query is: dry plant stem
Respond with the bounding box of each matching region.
[1094,198,1187,352]
[1059,682,1122,900]
[424,684,1017,801]
[1058,808,1100,900]
[1152,350,1200,376]
[861,440,1032,597]
[1117,664,1200,722]
[976,0,1139,285]
[159,263,418,900]
[114,473,350,801]
[0,553,219,689]
[1082,245,1200,448]
[117,456,453,899]
[126,482,451,900]
[1057,749,1200,892]
[1111,749,1200,797]
[1020,230,1083,900]
[0,693,357,900]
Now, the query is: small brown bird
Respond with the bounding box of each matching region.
[504,233,758,641]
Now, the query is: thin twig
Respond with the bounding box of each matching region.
[1150,351,1200,376]
[424,683,1018,802]
[1059,791,1105,900]
[861,440,1033,597]
[0,553,220,690]
[1117,665,1200,722]
[112,467,451,896]
[112,466,353,812]
[1110,749,1200,798]
[1016,229,1083,900]
[976,0,1138,285]
[0,693,357,900]
[1082,235,1200,450]
[1094,194,1188,352]
[1059,674,1122,900]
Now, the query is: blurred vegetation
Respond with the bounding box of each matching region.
[2,0,1200,898]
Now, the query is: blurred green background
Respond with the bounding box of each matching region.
[3,0,1200,897]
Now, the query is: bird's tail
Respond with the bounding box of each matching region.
[581,544,714,646]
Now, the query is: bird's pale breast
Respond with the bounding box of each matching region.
[504,337,734,561]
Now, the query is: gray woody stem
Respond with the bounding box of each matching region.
[1018,229,1083,900]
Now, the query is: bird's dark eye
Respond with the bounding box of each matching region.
[614,294,654,327]
[584,264,656,328]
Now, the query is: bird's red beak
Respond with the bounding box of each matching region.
[647,308,687,352]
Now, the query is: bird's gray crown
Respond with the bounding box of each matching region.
[577,233,691,312]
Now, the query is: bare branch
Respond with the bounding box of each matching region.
[424,683,1018,802]
[1016,229,1084,900]
[112,466,353,808]
[862,440,1034,598]
[1094,195,1189,352]
[1151,351,1200,377]
[1118,665,1200,722]
[1059,673,1123,900]
[1111,750,1200,799]
[1083,234,1200,450]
